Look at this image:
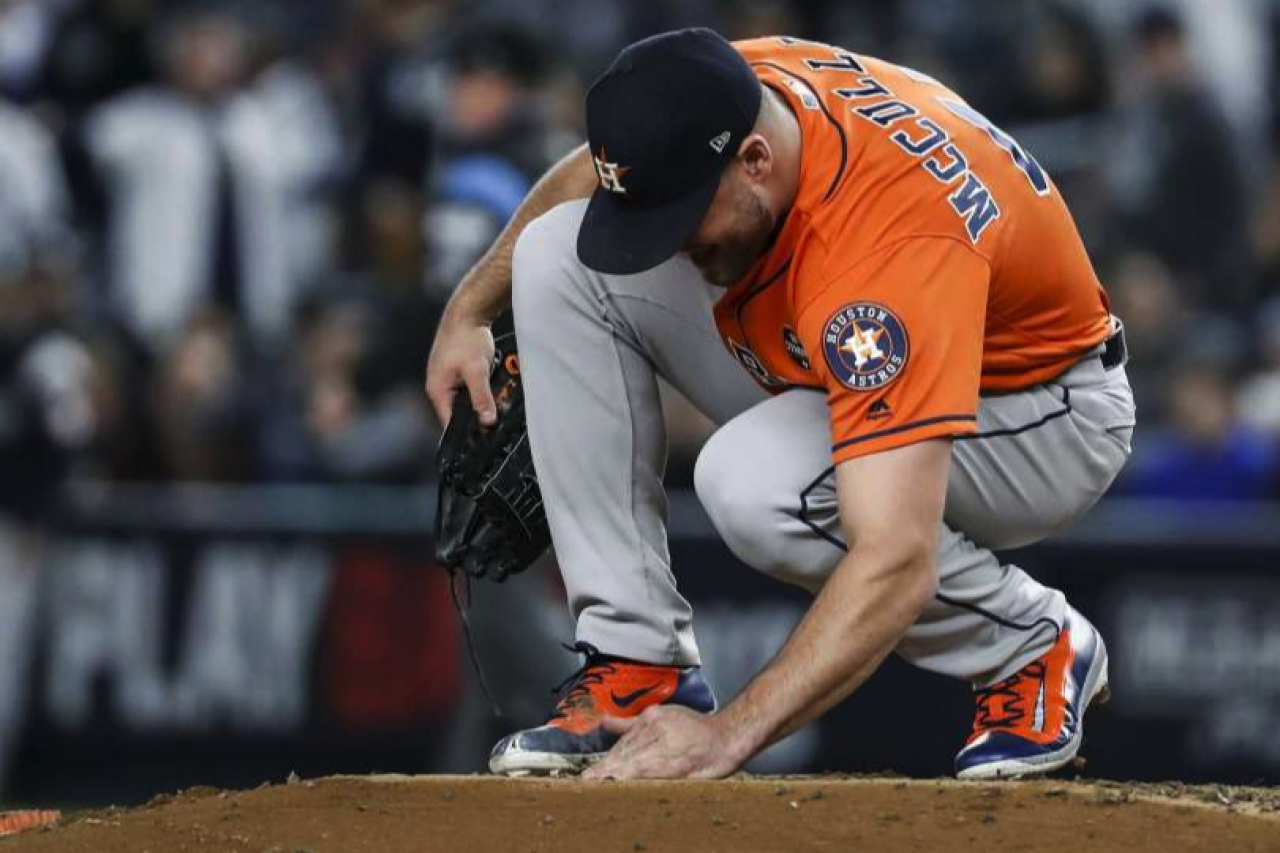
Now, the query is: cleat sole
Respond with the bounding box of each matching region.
[489,748,606,777]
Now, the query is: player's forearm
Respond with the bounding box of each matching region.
[444,144,597,324]
[715,545,937,763]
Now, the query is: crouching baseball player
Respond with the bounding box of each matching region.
[425,29,1136,780]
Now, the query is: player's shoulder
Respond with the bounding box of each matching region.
[731,36,791,64]
[733,35,875,79]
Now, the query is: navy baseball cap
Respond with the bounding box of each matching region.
[576,28,762,275]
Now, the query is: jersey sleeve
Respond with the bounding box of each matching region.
[795,236,990,464]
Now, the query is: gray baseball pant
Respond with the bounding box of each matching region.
[511,200,1136,687]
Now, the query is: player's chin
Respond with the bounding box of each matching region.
[699,260,749,289]
[693,265,730,288]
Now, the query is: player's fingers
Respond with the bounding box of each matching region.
[424,369,458,427]
[583,723,647,780]
[461,359,497,426]
[585,752,639,780]
[582,754,623,780]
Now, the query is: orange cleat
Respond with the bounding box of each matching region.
[955,606,1110,779]
[489,642,716,776]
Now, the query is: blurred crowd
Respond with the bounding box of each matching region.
[3,0,1280,512]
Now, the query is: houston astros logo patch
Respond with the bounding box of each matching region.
[823,302,909,391]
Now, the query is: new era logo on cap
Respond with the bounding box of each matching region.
[709,131,731,153]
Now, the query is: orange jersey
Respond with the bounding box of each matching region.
[713,37,1112,463]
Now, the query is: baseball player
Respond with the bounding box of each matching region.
[425,29,1135,780]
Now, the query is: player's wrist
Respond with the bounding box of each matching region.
[711,702,774,767]
[443,287,500,329]
[445,257,513,328]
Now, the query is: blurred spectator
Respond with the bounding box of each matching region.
[425,157,531,299]
[258,300,434,484]
[424,24,574,298]
[1237,298,1280,438]
[258,176,440,484]
[148,310,253,481]
[345,180,443,395]
[479,0,708,83]
[1007,5,1111,123]
[0,0,69,102]
[0,95,94,514]
[252,49,347,300]
[1108,252,1188,424]
[0,96,74,275]
[346,0,446,190]
[1076,0,1270,160]
[438,24,560,181]
[1118,363,1280,502]
[34,0,166,116]
[0,303,97,519]
[1108,6,1252,314]
[1003,4,1113,248]
[80,5,310,353]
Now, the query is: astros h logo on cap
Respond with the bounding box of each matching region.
[592,148,631,194]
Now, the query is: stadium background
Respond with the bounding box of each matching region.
[1,0,1279,808]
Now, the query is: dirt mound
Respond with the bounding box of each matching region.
[9,775,1280,853]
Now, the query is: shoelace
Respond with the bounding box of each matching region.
[549,642,617,721]
[972,661,1047,731]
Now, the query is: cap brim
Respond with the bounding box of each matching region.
[576,176,721,276]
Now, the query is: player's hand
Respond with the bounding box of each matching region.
[425,311,496,428]
[582,706,746,780]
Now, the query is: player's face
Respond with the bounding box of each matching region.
[682,170,776,288]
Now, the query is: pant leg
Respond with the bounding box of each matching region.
[511,200,768,666]
[694,358,1135,685]
[919,356,1135,683]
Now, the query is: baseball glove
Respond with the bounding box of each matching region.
[434,315,551,581]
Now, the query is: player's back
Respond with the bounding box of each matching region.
[731,37,1112,393]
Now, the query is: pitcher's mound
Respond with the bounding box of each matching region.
[11,774,1280,853]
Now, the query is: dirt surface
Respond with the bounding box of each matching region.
[7,774,1280,853]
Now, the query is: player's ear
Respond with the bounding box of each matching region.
[737,134,772,183]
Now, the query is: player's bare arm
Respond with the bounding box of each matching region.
[584,438,950,779]
[424,144,597,426]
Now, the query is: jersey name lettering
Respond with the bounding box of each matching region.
[784,39,1051,244]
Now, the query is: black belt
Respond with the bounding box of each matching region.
[1100,321,1127,370]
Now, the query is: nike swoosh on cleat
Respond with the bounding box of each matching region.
[610,684,661,708]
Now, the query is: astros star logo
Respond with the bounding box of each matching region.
[822,302,910,392]
[840,326,886,368]
[593,147,631,194]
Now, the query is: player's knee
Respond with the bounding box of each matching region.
[695,432,785,572]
